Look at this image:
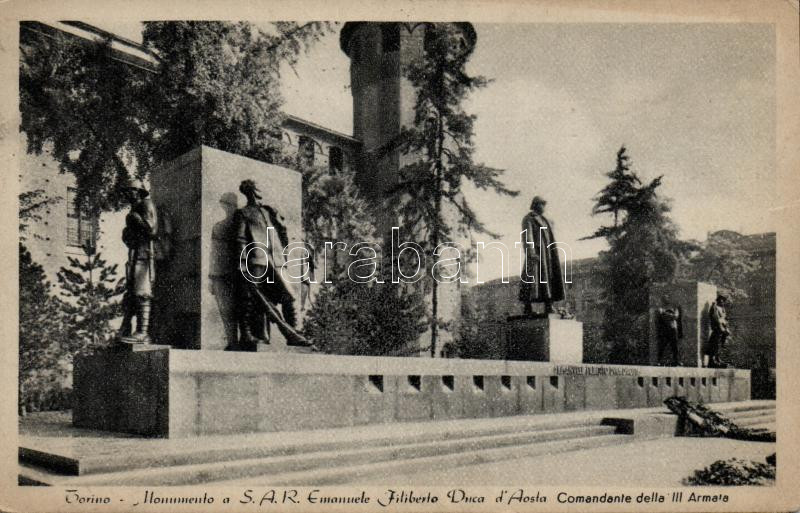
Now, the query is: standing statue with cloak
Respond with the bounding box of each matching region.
[519,195,566,316]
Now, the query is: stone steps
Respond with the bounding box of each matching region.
[19,418,627,486]
[734,415,775,428]
[20,415,614,477]
[215,434,634,486]
[710,401,775,414]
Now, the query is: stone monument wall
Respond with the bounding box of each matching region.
[149,146,303,350]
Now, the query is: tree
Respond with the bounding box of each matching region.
[304,276,428,356]
[20,21,332,212]
[678,231,759,298]
[56,245,125,353]
[585,147,693,363]
[392,23,518,356]
[19,243,67,412]
[300,161,429,355]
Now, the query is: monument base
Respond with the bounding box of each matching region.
[72,350,751,438]
[505,316,583,363]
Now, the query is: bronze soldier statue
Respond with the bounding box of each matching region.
[519,195,565,316]
[705,294,731,368]
[120,179,158,342]
[656,296,683,366]
[233,179,312,350]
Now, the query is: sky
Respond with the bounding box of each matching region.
[102,22,776,282]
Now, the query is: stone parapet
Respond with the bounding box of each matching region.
[73,350,751,438]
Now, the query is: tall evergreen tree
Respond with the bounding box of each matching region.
[393,23,517,356]
[57,245,125,353]
[585,147,692,363]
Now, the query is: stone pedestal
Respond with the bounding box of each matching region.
[148,146,303,350]
[505,316,583,363]
[648,281,717,367]
[72,349,750,437]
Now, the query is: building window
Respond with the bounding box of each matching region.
[329,146,344,174]
[298,136,315,167]
[381,24,400,53]
[66,187,98,249]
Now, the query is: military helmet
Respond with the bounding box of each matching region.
[530,195,547,209]
[125,178,149,197]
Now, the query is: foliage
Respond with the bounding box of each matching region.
[677,230,760,298]
[393,23,517,356]
[683,458,775,486]
[300,161,376,274]
[140,22,331,165]
[19,243,68,411]
[19,189,62,240]
[304,278,428,357]
[20,21,333,212]
[20,30,148,213]
[57,245,125,353]
[449,296,503,359]
[585,146,695,363]
[300,160,429,356]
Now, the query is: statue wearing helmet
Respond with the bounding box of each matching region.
[120,179,159,342]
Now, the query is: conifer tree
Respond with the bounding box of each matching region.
[57,244,125,353]
[586,147,692,363]
[393,23,517,356]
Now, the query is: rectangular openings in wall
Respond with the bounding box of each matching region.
[473,375,484,392]
[678,377,685,387]
[651,377,659,387]
[637,377,644,388]
[442,375,454,392]
[712,377,718,387]
[526,376,536,389]
[665,377,672,387]
[367,375,384,393]
[701,377,707,387]
[550,376,559,389]
[690,377,697,387]
[501,375,512,391]
[408,375,421,392]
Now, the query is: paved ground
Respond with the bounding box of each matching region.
[356,436,776,486]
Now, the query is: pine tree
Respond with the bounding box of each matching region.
[586,147,692,363]
[57,244,125,354]
[393,23,517,356]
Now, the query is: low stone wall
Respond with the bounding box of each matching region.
[73,350,751,438]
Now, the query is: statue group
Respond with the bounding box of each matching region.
[119,178,312,351]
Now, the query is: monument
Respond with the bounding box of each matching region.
[71,148,749,438]
[506,195,583,364]
[647,281,717,367]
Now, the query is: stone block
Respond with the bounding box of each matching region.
[648,281,717,367]
[518,374,543,414]
[542,375,565,412]
[617,376,647,409]
[486,375,518,417]
[505,317,583,363]
[149,146,303,349]
[584,375,617,410]
[563,374,586,411]
[395,374,434,422]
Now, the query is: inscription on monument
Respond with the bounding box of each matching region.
[554,365,639,377]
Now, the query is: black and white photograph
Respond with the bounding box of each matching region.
[4,1,799,511]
